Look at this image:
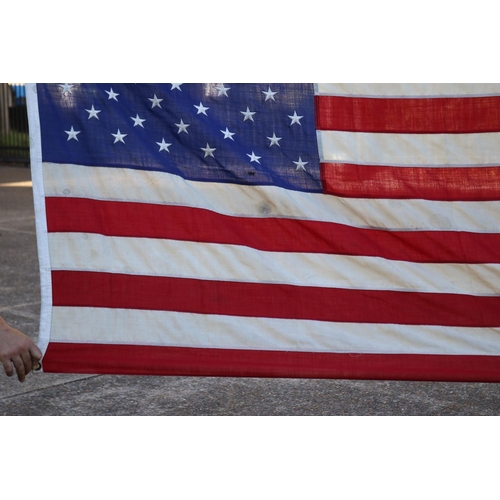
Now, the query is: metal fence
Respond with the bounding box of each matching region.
[0,83,29,164]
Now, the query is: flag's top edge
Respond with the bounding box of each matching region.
[317,93,500,99]
[315,83,500,98]
[31,82,500,98]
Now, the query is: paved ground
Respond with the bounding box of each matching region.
[1,164,500,415]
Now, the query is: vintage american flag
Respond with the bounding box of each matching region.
[26,83,500,381]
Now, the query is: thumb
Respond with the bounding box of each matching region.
[29,343,43,368]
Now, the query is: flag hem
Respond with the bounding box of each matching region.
[26,83,52,359]
[41,342,500,382]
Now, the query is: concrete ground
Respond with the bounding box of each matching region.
[1,164,500,416]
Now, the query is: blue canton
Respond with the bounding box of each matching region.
[37,83,322,192]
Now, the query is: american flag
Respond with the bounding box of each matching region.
[27,83,500,381]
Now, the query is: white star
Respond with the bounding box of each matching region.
[131,114,146,127]
[194,102,209,115]
[175,119,190,134]
[111,129,127,144]
[201,143,216,158]
[288,111,303,125]
[59,83,74,95]
[65,126,80,141]
[294,157,308,171]
[149,94,163,108]
[156,138,172,152]
[85,105,101,119]
[106,88,119,101]
[267,132,282,147]
[262,87,278,101]
[247,151,261,164]
[220,127,235,140]
[215,84,230,97]
[170,84,183,91]
[240,107,256,122]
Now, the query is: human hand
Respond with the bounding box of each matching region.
[0,316,43,383]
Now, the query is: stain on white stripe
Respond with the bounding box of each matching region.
[42,163,500,232]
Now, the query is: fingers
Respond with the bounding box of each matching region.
[1,357,15,378]
[1,350,42,382]
[21,349,34,381]
[14,345,43,381]
[1,351,42,382]
[8,349,33,383]
[11,355,28,383]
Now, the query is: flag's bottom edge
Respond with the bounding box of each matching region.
[40,342,500,382]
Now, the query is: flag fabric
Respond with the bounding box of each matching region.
[26,83,500,381]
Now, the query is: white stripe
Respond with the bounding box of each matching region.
[42,162,500,233]
[315,83,500,98]
[48,232,500,296]
[318,130,500,167]
[51,307,500,355]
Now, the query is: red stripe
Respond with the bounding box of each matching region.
[45,197,500,264]
[321,163,500,202]
[40,342,500,382]
[52,271,500,327]
[315,95,500,133]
